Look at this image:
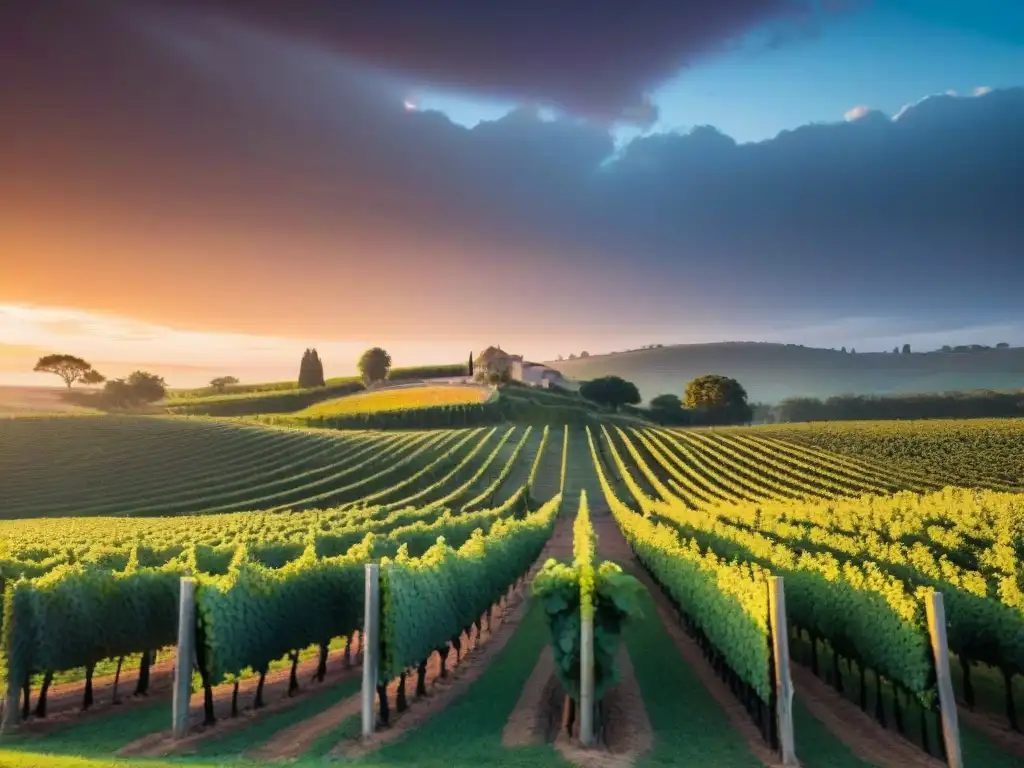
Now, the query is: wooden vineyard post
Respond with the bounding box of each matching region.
[926,592,963,768]
[769,577,797,766]
[361,563,381,739]
[172,577,196,740]
[579,615,595,747]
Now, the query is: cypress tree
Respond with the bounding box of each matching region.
[298,349,312,388]
[310,348,325,387]
[468,352,474,378]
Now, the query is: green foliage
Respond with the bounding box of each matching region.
[209,376,239,392]
[649,393,683,411]
[168,365,467,402]
[587,427,774,702]
[683,374,752,425]
[2,557,182,693]
[573,491,597,619]
[196,539,369,684]
[358,347,393,386]
[33,355,102,389]
[579,376,641,411]
[595,425,943,705]
[532,492,643,702]
[278,401,506,430]
[298,348,326,388]
[379,494,561,679]
[170,379,364,416]
[751,419,1024,491]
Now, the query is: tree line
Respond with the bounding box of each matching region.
[33,354,167,407]
[33,346,470,408]
[771,391,1024,422]
[577,373,753,426]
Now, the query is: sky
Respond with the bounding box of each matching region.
[1,1,1023,387]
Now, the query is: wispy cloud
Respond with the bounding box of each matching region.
[974,85,994,96]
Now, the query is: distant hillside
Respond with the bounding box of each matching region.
[545,342,1024,403]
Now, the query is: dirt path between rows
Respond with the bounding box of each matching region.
[956,700,1024,759]
[118,639,361,757]
[502,646,557,747]
[330,514,574,761]
[551,647,653,768]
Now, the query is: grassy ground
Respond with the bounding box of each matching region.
[296,385,490,418]
[352,601,566,767]
[0,604,561,768]
[0,387,103,416]
[789,632,1023,767]
[624,589,761,768]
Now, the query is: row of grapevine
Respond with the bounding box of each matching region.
[369,493,563,725]
[638,425,1024,706]
[608,427,997,755]
[585,428,783,747]
[1,482,540,729]
[532,492,641,743]
[264,400,507,430]
[746,419,1024,491]
[0,427,550,640]
[606,428,939,703]
[697,492,1024,728]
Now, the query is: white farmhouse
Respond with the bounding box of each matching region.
[475,346,578,390]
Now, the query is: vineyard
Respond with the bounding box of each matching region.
[1,415,1023,767]
[295,384,492,417]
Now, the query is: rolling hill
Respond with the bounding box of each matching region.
[545,341,1024,403]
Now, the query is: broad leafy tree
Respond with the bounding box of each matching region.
[649,393,683,412]
[80,369,106,386]
[104,371,166,407]
[579,376,641,411]
[358,347,392,385]
[126,371,166,403]
[210,376,239,392]
[33,354,104,389]
[683,374,752,425]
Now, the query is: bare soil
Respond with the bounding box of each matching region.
[331,514,575,760]
[243,685,363,761]
[118,639,361,757]
[551,647,654,768]
[502,646,558,747]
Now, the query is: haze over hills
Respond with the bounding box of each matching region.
[545,342,1024,404]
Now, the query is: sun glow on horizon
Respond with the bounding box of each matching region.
[0,303,476,388]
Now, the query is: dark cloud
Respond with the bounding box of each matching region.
[7,0,857,125]
[1,2,1022,339]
